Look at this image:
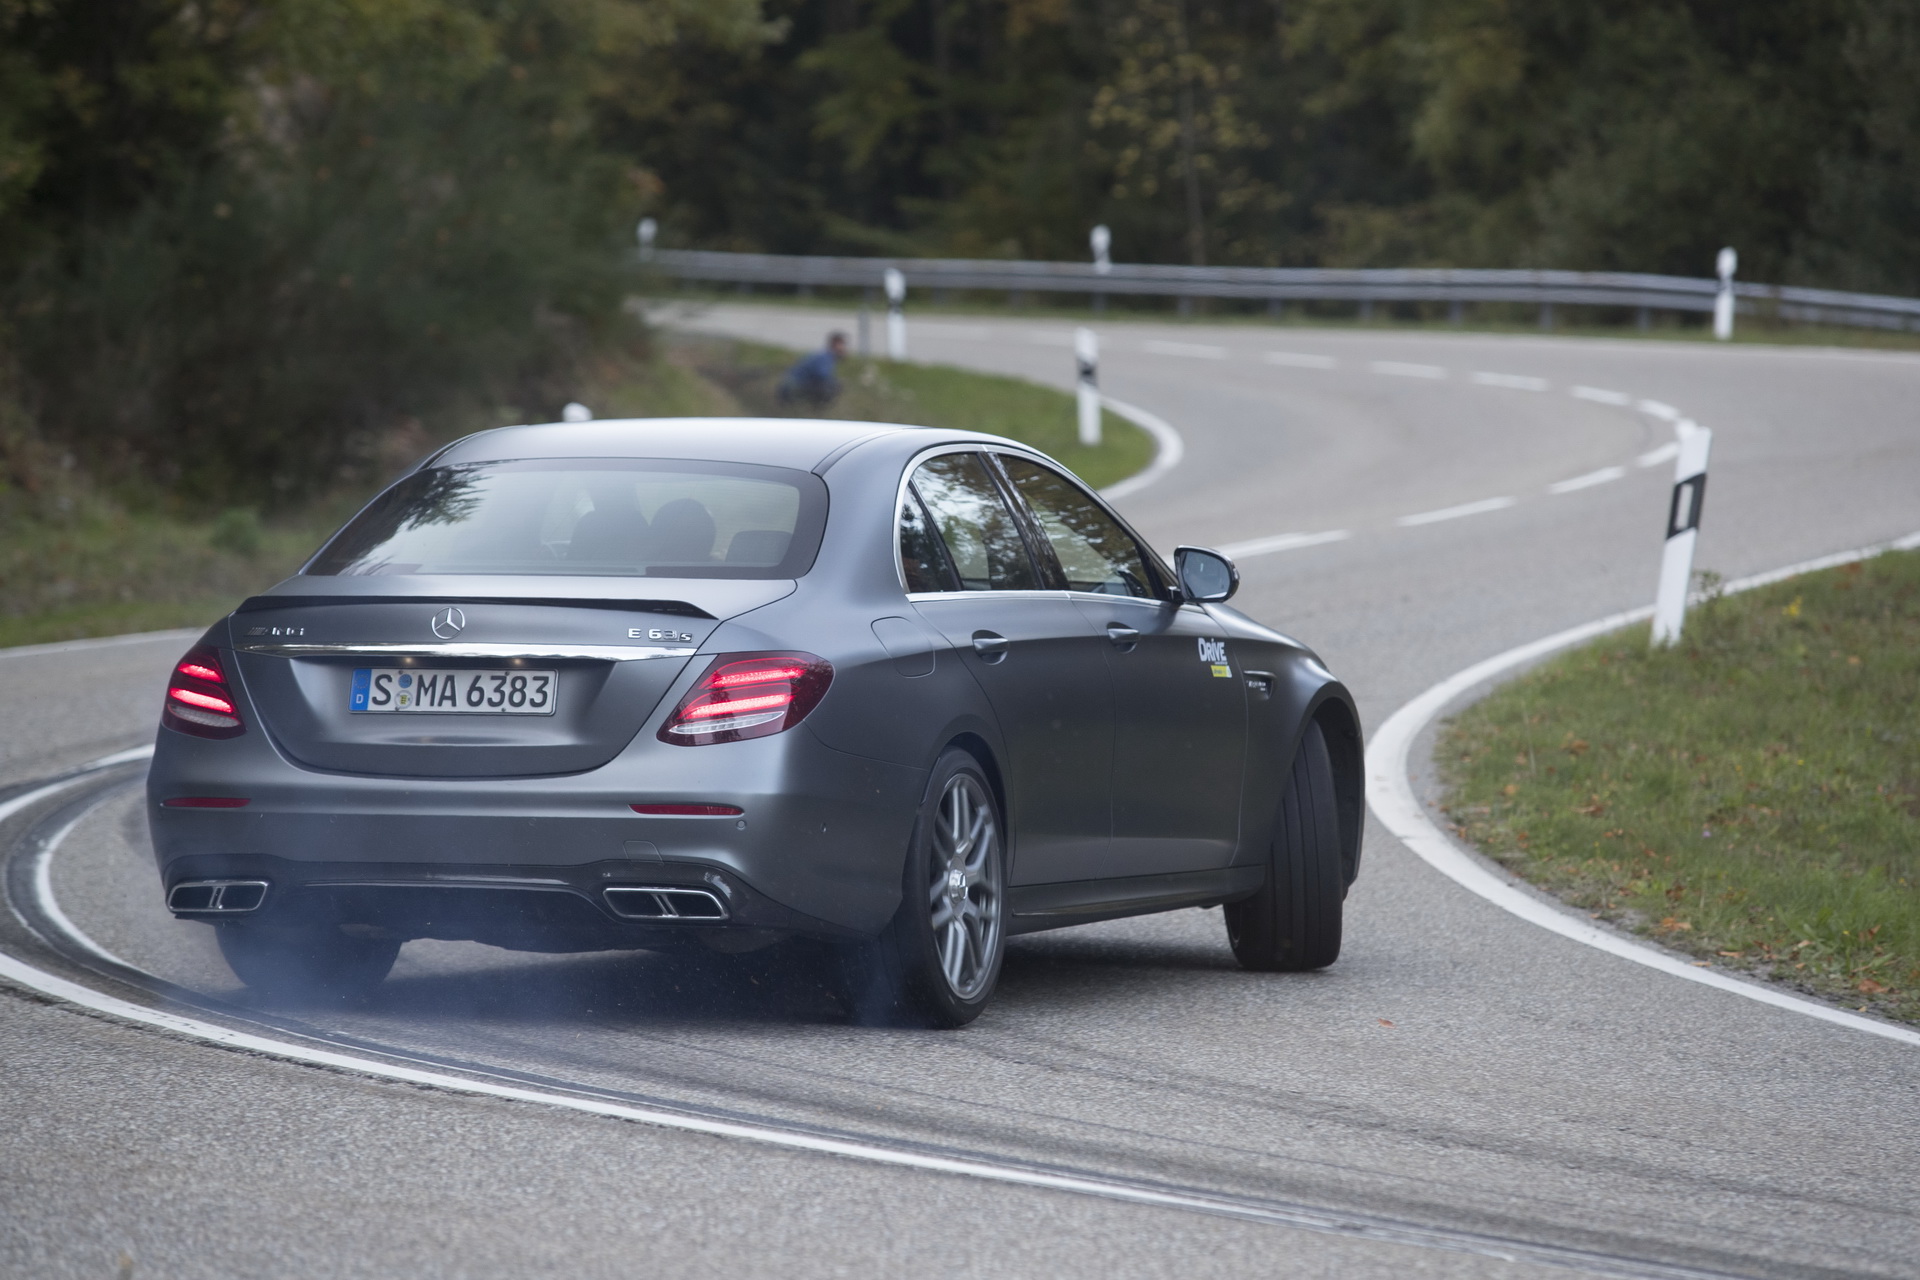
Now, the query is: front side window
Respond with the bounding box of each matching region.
[999,456,1159,598]
[907,453,1039,591]
[306,458,826,579]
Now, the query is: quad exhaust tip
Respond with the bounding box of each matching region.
[168,879,269,914]
[604,886,729,922]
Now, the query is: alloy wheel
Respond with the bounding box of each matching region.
[926,772,1003,1000]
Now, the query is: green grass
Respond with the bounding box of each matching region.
[0,503,336,649]
[1440,553,1920,1024]
[0,338,1158,648]
[667,334,1156,489]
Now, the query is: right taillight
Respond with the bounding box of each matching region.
[162,645,246,739]
[658,652,833,746]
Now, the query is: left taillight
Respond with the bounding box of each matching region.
[162,645,246,740]
[658,652,833,746]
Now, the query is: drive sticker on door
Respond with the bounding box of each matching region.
[1197,637,1232,678]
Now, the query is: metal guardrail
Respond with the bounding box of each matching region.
[652,249,1920,332]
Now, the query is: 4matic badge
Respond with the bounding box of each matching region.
[1197,637,1232,678]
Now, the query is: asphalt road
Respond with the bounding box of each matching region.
[4,305,1918,1280]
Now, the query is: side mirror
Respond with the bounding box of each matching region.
[1174,546,1238,603]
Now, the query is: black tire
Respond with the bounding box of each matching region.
[839,749,1007,1028]
[216,923,401,1000]
[1225,719,1344,971]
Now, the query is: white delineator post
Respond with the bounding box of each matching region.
[884,268,907,361]
[1075,327,1101,446]
[1651,424,1712,646]
[1090,225,1112,313]
[1713,246,1737,341]
[637,217,657,261]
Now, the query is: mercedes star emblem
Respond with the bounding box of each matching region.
[430,606,467,640]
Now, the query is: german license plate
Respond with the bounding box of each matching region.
[350,669,557,715]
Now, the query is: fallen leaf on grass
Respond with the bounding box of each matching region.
[1857,978,1891,995]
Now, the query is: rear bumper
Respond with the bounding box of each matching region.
[147,724,927,939]
[158,853,842,949]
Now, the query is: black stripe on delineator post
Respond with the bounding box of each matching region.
[1667,473,1707,538]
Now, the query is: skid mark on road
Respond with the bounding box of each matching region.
[0,766,1768,1280]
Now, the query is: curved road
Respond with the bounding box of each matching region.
[4,307,1918,1279]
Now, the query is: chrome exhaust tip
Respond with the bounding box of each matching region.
[168,879,269,914]
[604,886,729,921]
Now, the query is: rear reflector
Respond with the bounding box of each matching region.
[629,803,743,816]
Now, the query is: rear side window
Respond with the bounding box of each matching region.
[306,458,826,579]
[899,491,959,593]
[999,455,1161,599]
[907,453,1039,591]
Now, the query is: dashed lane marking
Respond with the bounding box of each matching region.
[1548,466,1627,495]
[1395,496,1516,527]
[1215,530,1351,559]
[1636,442,1681,468]
[1370,361,1446,379]
[1572,386,1634,406]
[1263,352,1337,369]
[1471,372,1548,391]
[1142,339,1228,360]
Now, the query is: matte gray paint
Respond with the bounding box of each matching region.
[148,418,1359,950]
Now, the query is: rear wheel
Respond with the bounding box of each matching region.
[1225,719,1344,971]
[840,750,1007,1027]
[217,924,401,1000]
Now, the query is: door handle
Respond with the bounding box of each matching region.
[971,631,1010,662]
[1105,623,1140,649]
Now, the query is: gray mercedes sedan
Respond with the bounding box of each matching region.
[149,418,1363,1026]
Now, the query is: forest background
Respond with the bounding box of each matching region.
[2,0,1918,515]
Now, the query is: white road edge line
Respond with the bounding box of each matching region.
[4,751,1769,1275]
[1365,533,1920,1050]
[1216,530,1352,560]
[1396,496,1516,527]
[1547,467,1627,495]
[1098,397,1186,502]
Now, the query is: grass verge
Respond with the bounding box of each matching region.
[665,334,1154,490]
[0,337,1156,647]
[1440,552,1920,1024]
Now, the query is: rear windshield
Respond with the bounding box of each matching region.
[306,458,827,579]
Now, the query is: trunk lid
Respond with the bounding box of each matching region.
[226,578,791,778]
